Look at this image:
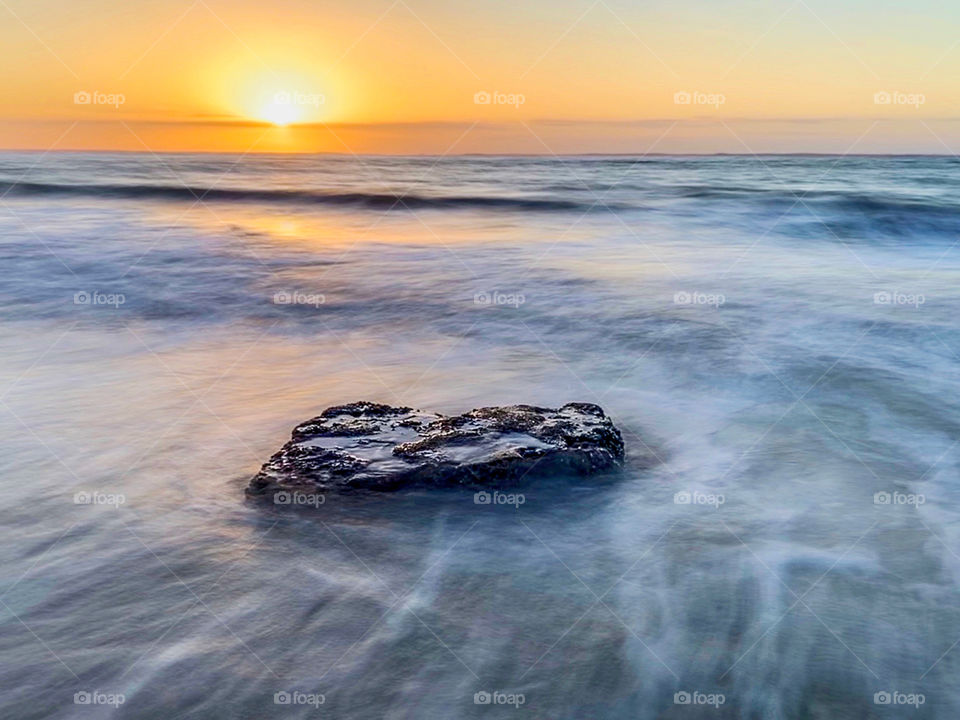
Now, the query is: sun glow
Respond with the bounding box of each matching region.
[259,98,302,127]
[231,68,329,127]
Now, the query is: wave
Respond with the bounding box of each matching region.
[0,181,604,212]
[5,177,957,226]
[671,184,959,212]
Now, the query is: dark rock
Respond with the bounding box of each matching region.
[246,401,627,498]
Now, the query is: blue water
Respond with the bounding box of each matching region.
[1,153,959,718]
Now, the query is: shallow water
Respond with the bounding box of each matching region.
[1,154,959,718]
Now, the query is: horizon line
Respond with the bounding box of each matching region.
[0,149,957,158]
[6,116,960,129]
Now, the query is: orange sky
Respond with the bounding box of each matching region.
[2,0,960,153]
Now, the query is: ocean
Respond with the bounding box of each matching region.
[1,153,958,718]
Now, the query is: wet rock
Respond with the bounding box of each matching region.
[246,401,626,498]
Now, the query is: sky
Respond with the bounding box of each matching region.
[2,0,959,153]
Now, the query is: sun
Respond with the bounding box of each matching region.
[260,97,302,127]
[231,68,328,127]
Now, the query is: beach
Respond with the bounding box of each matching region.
[1,153,959,718]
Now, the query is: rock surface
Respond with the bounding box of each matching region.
[246,401,626,497]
